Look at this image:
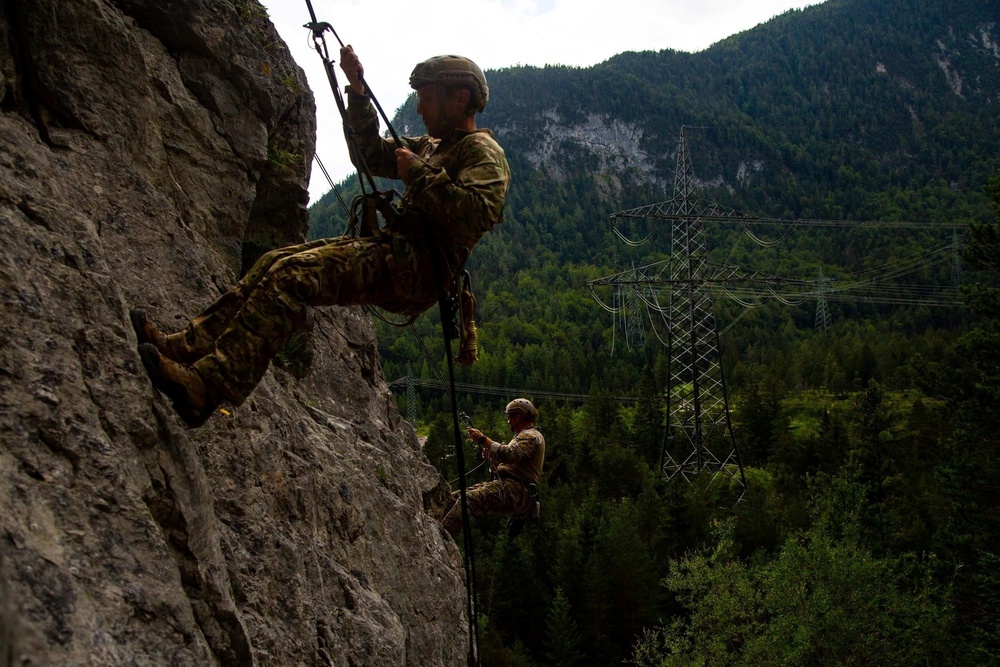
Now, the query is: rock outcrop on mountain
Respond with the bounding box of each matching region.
[0,2,467,665]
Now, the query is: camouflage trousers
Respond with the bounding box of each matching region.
[440,477,532,537]
[163,235,437,405]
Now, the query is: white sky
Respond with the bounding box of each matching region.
[261,0,820,203]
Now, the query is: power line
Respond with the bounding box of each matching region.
[611,200,967,230]
[388,376,640,405]
[589,237,966,312]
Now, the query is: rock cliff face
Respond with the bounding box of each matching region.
[0,2,467,665]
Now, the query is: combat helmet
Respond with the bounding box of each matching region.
[505,398,538,421]
[409,55,489,112]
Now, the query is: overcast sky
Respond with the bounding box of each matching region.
[261,0,820,203]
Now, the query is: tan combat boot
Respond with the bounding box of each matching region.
[130,308,168,348]
[130,309,198,363]
[138,343,218,427]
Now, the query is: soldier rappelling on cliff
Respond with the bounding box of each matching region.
[130,47,510,427]
[441,399,546,539]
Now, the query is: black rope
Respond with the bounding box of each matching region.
[302,8,402,147]
[303,0,403,191]
[310,146,475,579]
[313,153,350,217]
[442,313,482,667]
[302,2,376,195]
[430,221,481,666]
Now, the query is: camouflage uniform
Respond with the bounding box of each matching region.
[441,427,545,536]
[161,89,510,405]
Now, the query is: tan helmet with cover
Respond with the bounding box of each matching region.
[505,398,538,421]
[409,55,489,112]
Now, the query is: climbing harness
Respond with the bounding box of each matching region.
[302,5,481,663]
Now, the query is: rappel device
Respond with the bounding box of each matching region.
[454,412,497,482]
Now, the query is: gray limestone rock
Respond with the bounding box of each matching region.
[0,1,466,665]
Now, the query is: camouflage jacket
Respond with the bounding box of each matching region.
[346,89,510,254]
[489,427,545,486]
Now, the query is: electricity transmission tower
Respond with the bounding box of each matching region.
[815,266,832,332]
[593,127,749,491]
[405,362,417,425]
[613,265,648,352]
[589,126,966,493]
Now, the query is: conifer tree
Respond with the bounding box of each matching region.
[423,412,457,481]
[633,361,664,468]
[543,588,584,667]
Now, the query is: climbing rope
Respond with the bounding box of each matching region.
[301,5,481,663]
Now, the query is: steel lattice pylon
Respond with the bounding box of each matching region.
[405,362,418,425]
[595,127,748,493]
[815,266,832,332]
[589,127,965,493]
[613,265,648,352]
[659,128,745,489]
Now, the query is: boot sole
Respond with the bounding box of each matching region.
[130,308,152,346]
[130,308,200,363]
[138,343,212,428]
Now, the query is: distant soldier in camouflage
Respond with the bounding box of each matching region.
[441,399,545,537]
[132,48,510,426]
